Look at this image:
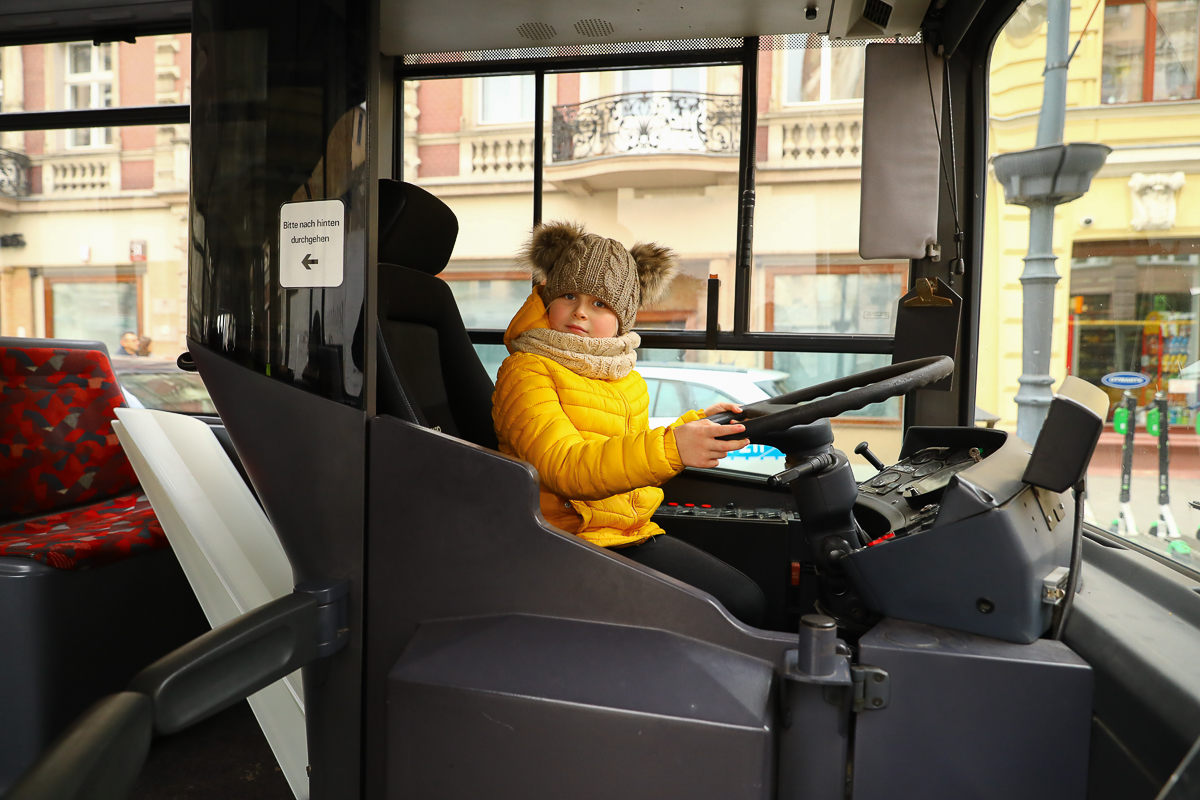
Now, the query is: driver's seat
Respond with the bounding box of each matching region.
[375,179,498,450]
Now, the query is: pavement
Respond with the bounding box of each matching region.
[1083,472,1200,552]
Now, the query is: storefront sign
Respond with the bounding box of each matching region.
[130,240,147,262]
[1101,372,1151,389]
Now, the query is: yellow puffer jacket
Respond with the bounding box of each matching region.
[493,290,704,547]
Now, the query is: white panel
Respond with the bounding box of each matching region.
[113,409,309,800]
[381,0,831,56]
[859,43,943,260]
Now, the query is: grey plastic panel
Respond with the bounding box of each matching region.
[4,692,153,800]
[854,619,1092,800]
[1067,537,1200,785]
[365,415,796,797]
[388,614,775,799]
[859,43,944,260]
[845,486,1073,643]
[0,551,206,795]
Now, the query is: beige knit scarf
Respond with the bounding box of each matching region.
[511,328,641,380]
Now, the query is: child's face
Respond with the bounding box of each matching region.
[546,292,621,339]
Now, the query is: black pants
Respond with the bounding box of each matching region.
[616,535,767,628]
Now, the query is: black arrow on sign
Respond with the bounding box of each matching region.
[302,253,319,270]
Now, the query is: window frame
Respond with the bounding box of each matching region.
[1102,0,1200,104]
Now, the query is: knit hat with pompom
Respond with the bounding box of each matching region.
[519,220,679,335]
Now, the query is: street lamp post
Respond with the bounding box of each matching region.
[991,0,1110,443]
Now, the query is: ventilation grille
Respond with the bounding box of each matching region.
[574,18,615,37]
[861,0,894,30]
[517,22,557,40]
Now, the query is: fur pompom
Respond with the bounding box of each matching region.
[629,242,679,306]
[521,220,587,282]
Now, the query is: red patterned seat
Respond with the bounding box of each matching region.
[0,494,165,570]
[0,342,168,569]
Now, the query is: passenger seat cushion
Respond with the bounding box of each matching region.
[0,346,138,521]
[0,493,166,570]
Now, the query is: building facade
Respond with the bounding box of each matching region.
[0,36,191,358]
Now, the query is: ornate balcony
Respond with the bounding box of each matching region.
[759,105,864,170]
[0,149,31,198]
[551,91,741,162]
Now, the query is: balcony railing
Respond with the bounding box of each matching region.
[41,153,119,195]
[552,91,741,162]
[761,106,863,169]
[0,149,31,198]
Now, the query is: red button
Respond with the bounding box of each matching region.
[867,532,896,547]
[668,502,678,506]
[684,504,695,507]
[701,504,712,508]
[790,562,801,586]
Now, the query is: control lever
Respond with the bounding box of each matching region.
[854,441,886,472]
[768,452,836,488]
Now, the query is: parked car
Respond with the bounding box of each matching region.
[111,356,217,415]
[638,361,790,475]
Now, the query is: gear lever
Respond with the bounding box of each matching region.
[854,441,886,472]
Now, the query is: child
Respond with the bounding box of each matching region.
[492,221,767,627]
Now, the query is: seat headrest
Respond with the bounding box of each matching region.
[378,179,459,275]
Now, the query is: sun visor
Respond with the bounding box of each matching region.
[859,43,943,260]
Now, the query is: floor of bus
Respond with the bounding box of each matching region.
[130,700,292,799]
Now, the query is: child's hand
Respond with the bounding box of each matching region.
[674,419,750,469]
[704,401,743,418]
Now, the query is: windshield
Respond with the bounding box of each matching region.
[983,0,1200,568]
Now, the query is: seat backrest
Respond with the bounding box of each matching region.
[0,337,137,523]
[376,180,499,450]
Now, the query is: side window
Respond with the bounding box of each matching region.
[653,380,689,419]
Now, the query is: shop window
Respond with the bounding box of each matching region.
[1102,0,1200,104]
[65,42,115,147]
[45,276,140,353]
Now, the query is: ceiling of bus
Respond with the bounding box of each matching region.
[380,0,832,57]
[0,0,188,43]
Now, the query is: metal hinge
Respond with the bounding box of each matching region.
[851,665,890,712]
[1042,566,1069,605]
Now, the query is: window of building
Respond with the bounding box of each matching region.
[65,43,115,147]
[479,74,536,124]
[784,44,866,104]
[1102,0,1200,104]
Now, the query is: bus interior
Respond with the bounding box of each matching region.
[1,0,1199,798]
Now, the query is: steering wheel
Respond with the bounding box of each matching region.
[709,356,954,441]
